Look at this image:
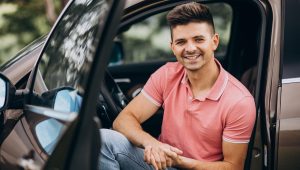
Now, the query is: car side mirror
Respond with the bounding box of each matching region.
[41,87,82,113]
[0,73,16,112]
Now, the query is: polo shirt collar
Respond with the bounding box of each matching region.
[206,60,228,101]
[180,59,228,101]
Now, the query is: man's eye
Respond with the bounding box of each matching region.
[176,41,185,45]
[195,39,203,42]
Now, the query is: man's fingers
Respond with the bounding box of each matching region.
[166,157,173,167]
[150,154,159,170]
[170,146,183,155]
[163,148,177,158]
[144,146,152,164]
[152,151,163,170]
[158,151,167,169]
[164,149,177,159]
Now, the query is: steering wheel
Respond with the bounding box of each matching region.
[96,70,128,128]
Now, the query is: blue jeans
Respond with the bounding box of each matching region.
[99,129,178,170]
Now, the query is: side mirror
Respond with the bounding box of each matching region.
[0,73,16,112]
[41,87,82,113]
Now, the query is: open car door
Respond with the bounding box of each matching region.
[0,0,124,169]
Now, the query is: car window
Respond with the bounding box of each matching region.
[29,0,112,155]
[282,0,300,79]
[109,3,232,65]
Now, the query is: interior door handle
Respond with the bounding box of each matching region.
[18,150,41,170]
[18,158,41,170]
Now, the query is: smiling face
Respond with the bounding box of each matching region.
[171,22,219,72]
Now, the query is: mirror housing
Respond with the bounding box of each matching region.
[0,73,16,112]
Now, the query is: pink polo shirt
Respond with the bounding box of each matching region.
[141,61,256,161]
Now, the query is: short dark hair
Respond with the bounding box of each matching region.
[167,2,215,36]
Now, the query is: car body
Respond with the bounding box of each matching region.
[0,0,299,169]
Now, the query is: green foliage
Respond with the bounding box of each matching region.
[0,0,63,65]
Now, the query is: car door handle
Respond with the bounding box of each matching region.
[252,147,261,158]
[114,78,131,83]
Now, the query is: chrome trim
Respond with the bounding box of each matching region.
[282,77,300,84]
[25,105,77,122]
[114,78,131,83]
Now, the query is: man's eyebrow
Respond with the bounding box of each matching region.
[174,38,186,42]
[193,35,205,39]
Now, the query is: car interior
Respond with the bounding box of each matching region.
[104,1,265,169]
[105,0,263,135]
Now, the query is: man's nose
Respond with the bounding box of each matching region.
[185,42,197,52]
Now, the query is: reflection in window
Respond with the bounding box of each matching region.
[35,119,63,154]
[54,89,82,113]
[38,0,111,93]
[30,0,112,156]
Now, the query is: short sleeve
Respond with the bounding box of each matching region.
[223,96,256,143]
[141,65,168,107]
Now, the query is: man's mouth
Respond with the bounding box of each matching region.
[183,54,201,60]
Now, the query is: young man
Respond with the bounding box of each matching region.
[99,2,256,170]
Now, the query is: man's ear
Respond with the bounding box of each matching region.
[212,33,220,51]
[170,41,176,56]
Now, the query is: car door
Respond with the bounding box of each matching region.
[276,0,300,169]
[0,0,124,169]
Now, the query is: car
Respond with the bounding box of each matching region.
[0,0,299,169]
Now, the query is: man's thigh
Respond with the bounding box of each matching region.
[100,129,177,170]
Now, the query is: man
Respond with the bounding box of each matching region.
[99,2,256,170]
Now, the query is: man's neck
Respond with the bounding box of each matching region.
[186,58,220,98]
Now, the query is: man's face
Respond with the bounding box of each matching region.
[170,22,219,72]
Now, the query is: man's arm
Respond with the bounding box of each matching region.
[167,141,248,170]
[113,93,182,170]
[113,93,160,147]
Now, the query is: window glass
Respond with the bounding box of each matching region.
[110,3,232,65]
[208,3,232,57]
[282,0,300,79]
[29,0,112,154]
[35,119,63,154]
[121,12,172,64]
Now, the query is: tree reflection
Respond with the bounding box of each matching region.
[39,0,110,95]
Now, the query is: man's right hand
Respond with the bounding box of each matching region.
[143,142,183,170]
[113,93,183,169]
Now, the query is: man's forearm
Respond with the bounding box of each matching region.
[176,156,242,170]
[113,112,159,148]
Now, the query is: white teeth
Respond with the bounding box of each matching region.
[184,55,199,59]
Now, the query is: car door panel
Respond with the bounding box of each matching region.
[278,82,300,169]
[1,0,123,169]
[0,118,44,170]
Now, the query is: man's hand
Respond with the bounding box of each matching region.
[164,141,249,170]
[144,142,183,170]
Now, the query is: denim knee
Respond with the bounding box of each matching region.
[100,129,131,153]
